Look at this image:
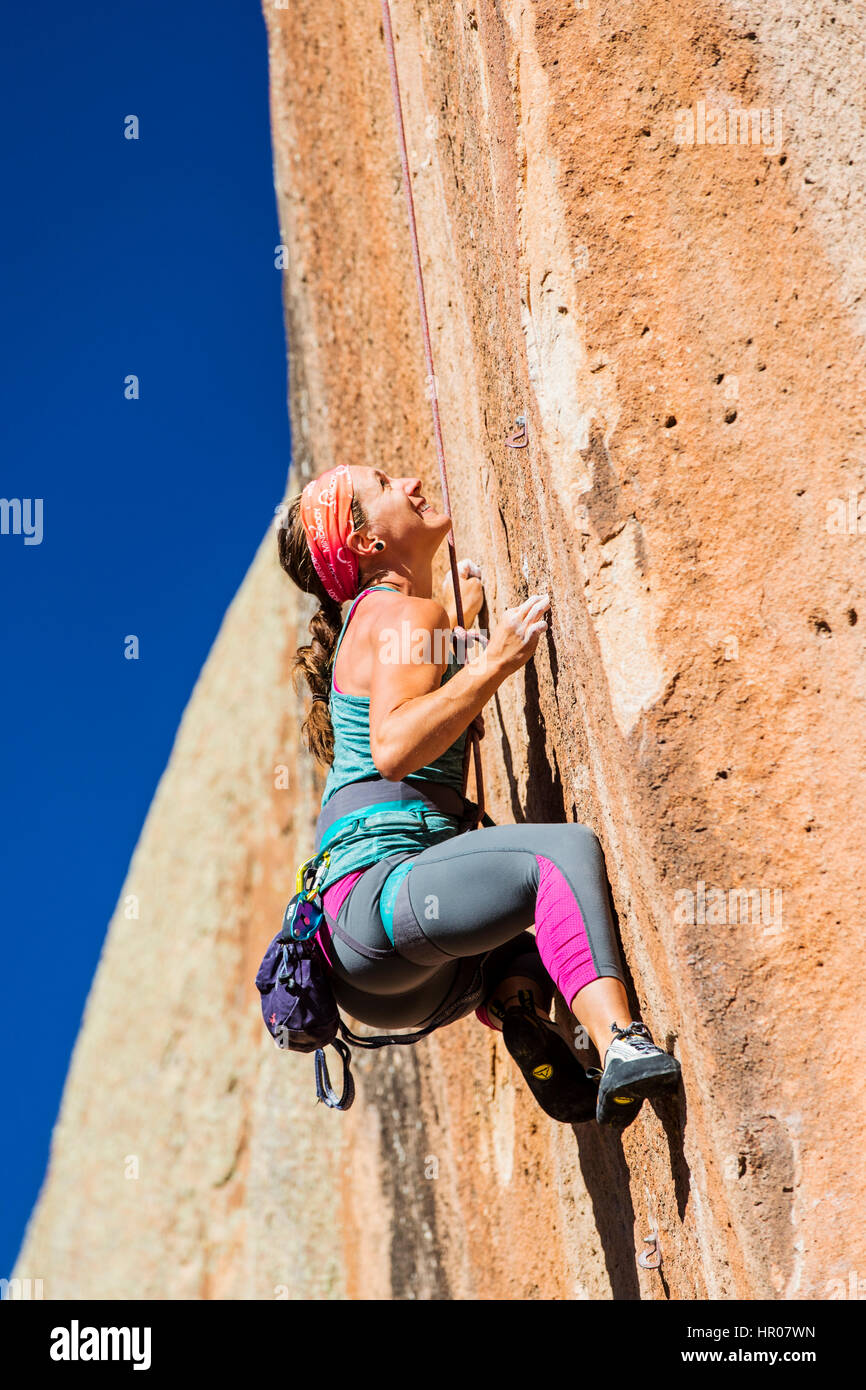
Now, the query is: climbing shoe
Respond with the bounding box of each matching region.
[592,1021,681,1129]
[500,991,599,1124]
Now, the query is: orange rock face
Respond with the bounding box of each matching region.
[16,1,866,1298]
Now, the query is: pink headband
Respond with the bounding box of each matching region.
[299,465,360,604]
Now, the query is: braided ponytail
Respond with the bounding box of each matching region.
[276,485,377,767]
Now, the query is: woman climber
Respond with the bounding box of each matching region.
[277,462,681,1127]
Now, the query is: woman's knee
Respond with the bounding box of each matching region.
[576,822,605,864]
[540,821,605,867]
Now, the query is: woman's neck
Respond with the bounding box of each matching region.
[361,559,435,599]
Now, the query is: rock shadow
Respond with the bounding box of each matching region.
[502,699,693,1298]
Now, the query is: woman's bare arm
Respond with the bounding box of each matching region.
[368,595,505,780]
[368,590,550,780]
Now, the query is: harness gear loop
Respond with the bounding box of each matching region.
[380,0,484,827]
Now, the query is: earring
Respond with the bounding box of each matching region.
[375,541,385,551]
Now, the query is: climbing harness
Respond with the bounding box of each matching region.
[256,795,497,1111]
[380,0,484,825]
[312,773,486,853]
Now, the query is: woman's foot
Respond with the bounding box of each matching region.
[591,1021,681,1129]
[499,990,599,1124]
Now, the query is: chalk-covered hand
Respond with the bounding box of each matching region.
[484,593,550,676]
[441,558,484,629]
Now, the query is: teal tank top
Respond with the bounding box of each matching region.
[317,584,467,895]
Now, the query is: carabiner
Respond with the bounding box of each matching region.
[294,850,331,900]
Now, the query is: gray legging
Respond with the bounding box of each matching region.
[318,822,627,1031]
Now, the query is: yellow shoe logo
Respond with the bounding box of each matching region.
[614,1095,636,1104]
[532,1064,553,1080]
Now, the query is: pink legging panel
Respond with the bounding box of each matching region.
[316,871,365,968]
[476,855,596,1029]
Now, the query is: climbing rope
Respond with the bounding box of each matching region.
[380,0,485,825]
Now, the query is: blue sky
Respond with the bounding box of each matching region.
[0,0,291,1272]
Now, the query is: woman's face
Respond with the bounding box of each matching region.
[348,465,451,559]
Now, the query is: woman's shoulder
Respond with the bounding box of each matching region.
[367,593,454,668]
[335,589,453,697]
[341,588,454,659]
[401,594,451,629]
[354,589,451,632]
